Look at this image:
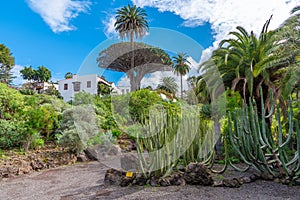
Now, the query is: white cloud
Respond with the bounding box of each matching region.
[132,0,299,63]
[103,15,118,38]
[187,56,201,77]
[116,76,130,87]
[11,65,26,87]
[102,14,150,39]
[26,0,91,33]
[142,71,176,89]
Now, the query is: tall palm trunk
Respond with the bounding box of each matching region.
[180,74,183,99]
[130,30,135,92]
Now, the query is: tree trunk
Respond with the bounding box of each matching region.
[135,70,144,90]
[214,120,223,159]
[127,70,135,92]
[130,30,135,92]
[180,74,183,99]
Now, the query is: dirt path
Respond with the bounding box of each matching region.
[0,162,299,200]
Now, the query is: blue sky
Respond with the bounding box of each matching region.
[0,0,298,86]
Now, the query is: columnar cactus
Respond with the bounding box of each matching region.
[136,104,216,178]
[227,88,300,183]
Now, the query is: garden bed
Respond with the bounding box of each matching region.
[0,143,77,180]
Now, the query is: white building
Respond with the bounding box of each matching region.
[117,86,131,95]
[58,74,113,102]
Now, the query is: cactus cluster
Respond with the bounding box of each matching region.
[136,104,216,178]
[227,88,300,183]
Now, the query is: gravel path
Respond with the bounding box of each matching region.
[0,161,299,200]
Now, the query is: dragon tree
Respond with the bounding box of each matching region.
[97,42,173,91]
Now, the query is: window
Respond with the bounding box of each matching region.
[87,81,91,88]
[126,89,129,93]
[73,82,81,92]
[64,83,68,90]
[121,89,125,94]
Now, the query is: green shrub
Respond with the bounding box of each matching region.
[71,91,95,106]
[0,83,67,150]
[19,89,36,95]
[22,95,66,141]
[0,120,25,149]
[87,131,118,147]
[101,115,118,130]
[58,105,100,154]
[29,132,45,149]
[129,89,161,123]
[0,83,26,120]
[111,129,122,138]
[100,130,117,146]
[58,128,86,154]
[87,132,103,146]
[111,94,132,125]
[125,124,143,139]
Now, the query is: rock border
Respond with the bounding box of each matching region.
[104,162,300,188]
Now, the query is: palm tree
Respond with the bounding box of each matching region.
[64,72,73,79]
[114,4,149,91]
[157,76,178,95]
[276,6,300,99]
[173,53,191,98]
[200,16,289,108]
[191,76,210,104]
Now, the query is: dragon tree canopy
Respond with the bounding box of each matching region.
[97,42,173,91]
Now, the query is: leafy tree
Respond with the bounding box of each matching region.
[0,44,15,84]
[114,4,149,91]
[36,66,51,82]
[20,65,51,83]
[20,66,35,82]
[173,53,191,99]
[129,88,161,123]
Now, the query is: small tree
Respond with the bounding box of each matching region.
[20,66,35,82]
[36,66,51,82]
[20,65,52,83]
[0,44,15,84]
